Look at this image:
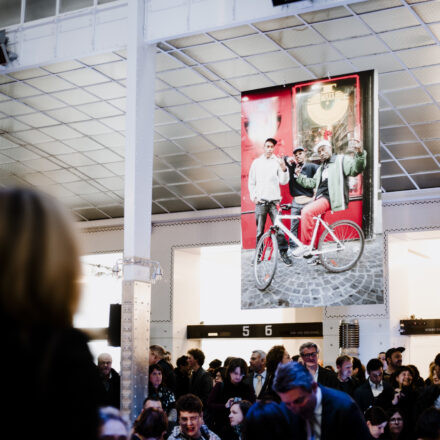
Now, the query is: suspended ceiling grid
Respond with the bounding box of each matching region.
[0,0,439,220]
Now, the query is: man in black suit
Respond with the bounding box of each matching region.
[299,342,339,389]
[187,348,212,408]
[273,362,371,440]
[245,349,268,400]
[354,358,394,413]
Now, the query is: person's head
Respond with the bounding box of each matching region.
[263,138,277,158]
[229,400,252,427]
[367,358,384,385]
[387,408,404,437]
[391,366,413,389]
[98,353,113,377]
[408,364,421,382]
[378,352,387,368]
[224,356,235,369]
[352,356,366,380]
[149,364,163,389]
[250,350,266,373]
[336,355,353,381]
[0,187,81,329]
[214,367,225,384]
[187,348,205,369]
[208,359,222,371]
[415,407,440,440]
[315,140,332,161]
[242,401,292,440]
[227,357,248,385]
[176,355,189,373]
[98,406,129,440]
[293,146,306,164]
[364,406,388,439]
[291,355,301,363]
[143,396,163,411]
[176,394,204,439]
[149,345,166,365]
[386,348,404,370]
[429,362,440,385]
[266,345,290,375]
[324,365,335,373]
[299,342,320,370]
[133,408,168,440]
[273,361,317,420]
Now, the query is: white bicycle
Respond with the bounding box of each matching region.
[254,202,365,290]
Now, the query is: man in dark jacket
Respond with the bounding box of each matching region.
[97,352,120,408]
[187,348,213,408]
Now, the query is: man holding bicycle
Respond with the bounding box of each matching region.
[248,137,292,266]
[292,139,367,258]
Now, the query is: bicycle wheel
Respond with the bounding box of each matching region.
[318,220,364,272]
[254,230,278,290]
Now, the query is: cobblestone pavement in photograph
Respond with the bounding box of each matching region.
[241,236,384,309]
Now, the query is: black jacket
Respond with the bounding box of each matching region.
[284,159,319,198]
[98,367,120,409]
[189,367,213,407]
[353,379,395,412]
[317,366,340,389]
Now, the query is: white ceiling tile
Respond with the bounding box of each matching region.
[154,123,196,139]
[265,68,312,86]
[411,65,440,85]
[22,157,60,172]
[63,180,101,195]
[0,154,18,165]
[0,92,10,102]
[76,101,123,118]
[0,100,33,116]
[385,87,432,107]
[245,51,298,72]
[167,104,210,121]
[108,97,126,111]
[155,108,177,124]
[350,0,402,14]
[22,172,55,186]
[379,71,418,91]
[332,35,389,58]
[174,136,215,153]
[157,68,207,87]
[207,58,259,78]
[219,113,241,131]
[22,95,66,111]
[26,76,76,93]
[309,60,355,78]
[40,124,82,140]
[64,136,104,151]
[426,83,440,101]
[300,6,351,23]
[267,27,325,49]
[85,82,126,99]
[12,129,53,144]
[156,78,170,91]
[380,26,434,50]
[69,120,114,135]
[79,52,122,65]
[182,43,238,64]
[212,80,240,96]
[103,161,124,176]
[365,8,419,32]
[399,104,440,124]
[430,22,440,40]
[84,149,123,163]
[0,82,41,98]
[397,45,440,68]
[253,16,302,32]
[44,169,80,183]
[35,141,74,155]
[16,113,59,128]
[94,61,127,80]
[46,107,91,123]
[312,17,371,41]
[167,34,213,49]
[413,1,440,24]
[40,184,76,199]
[43,60,84,73]
[180,83,228,101]
[0,135,20,149]
[77,164,115,179]
[288,44,342,66]
[0,75,15,85]
[208,25,256,40]
[169,51,199,67]
[200,97,240,116]
[204,131,241,148]
[0,118,30,132]
[187,117,230,134]
[9,68,48,80]
[156,52,183,72]
[91,132,126,148]
[2,147,41,161]
[95,176,124,191]
[57,153,96,167]
[223,34,280,56]
[192,149,233,166]
[351,53,403,73]
[53,89,100,105]
[101,115,125,131]
[59,68,110,87]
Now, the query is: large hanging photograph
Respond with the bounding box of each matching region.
[241,71,383,309]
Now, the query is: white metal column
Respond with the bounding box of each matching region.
[121,0,156,422]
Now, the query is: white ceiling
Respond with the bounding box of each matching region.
[0,0,439,220]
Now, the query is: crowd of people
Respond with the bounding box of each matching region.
[97,343,440,440]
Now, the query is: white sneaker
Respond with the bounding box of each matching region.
[291,245,309,258]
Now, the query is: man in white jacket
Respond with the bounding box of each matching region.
[248,137,292,266]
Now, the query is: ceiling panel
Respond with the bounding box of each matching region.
[267,27,325,49]
[397,45,440,69]
[312,17,371,41]
[207,58,259,78]
[387,142,428,159]
[381,175,417,191]
[380,26,435,51]
[349,0,402,14]
[411,172,440,189]
[207,25,256,40]
[253,16,302,32]
[182,43,237,64]
[361,7,419,33]
[289,43,342,65]
[401,157,439,174]
[223,35,280,56]
[332,35,388,58]
[379,71,418,91]
[384,87,432,107]
[412,1,440,24]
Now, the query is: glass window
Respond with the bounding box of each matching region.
[60,0,93,14]
[25,0,56,22]
[98,0,117,4]
[0,0,22,28]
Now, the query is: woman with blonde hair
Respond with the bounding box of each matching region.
[0,187,102,440]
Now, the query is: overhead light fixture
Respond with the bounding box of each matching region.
[272,0,304,6]
[112,257,163,283]
[0,30,17,66]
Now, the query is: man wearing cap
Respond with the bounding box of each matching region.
[291,139,367,258]
[384,347,404,380]
[284,146,319,250]
[248,137,292,266]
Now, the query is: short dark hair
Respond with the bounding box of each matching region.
[143,396,161,407]
[389,366,413,389]
[149,363,163,376]
[367,358,383,374]
[434,353,440,367]
[265,138,277,146]
[133,408,168,438]
[188,348,205,367]
[364,406,387,425]
[226,357,248,379]
[299,342,319,355]
[273,361,314,394]
[233,400,252,420]
[336,355,352,368]
[415,407,440,440]
[209,359,222,369]
[386,347,403,361]
[266,345,287,375]
[176,394,203,416]
[176,355,189,368]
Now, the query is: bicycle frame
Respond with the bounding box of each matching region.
[273,211,344,255]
